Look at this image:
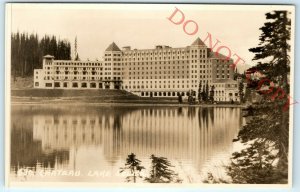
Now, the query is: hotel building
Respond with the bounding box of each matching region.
[34,38,242,102]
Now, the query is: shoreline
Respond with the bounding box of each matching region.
[11,97,246,108]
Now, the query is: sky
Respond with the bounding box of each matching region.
[8,3,295,71]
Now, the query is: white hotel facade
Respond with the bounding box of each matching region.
[34,38,242,102]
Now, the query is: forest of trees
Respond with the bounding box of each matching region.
[11,32,71,78]
[197,81,215,104]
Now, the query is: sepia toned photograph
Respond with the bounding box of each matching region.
[5,3,295,187]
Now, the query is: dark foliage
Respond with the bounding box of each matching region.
[120,153,145,183]
[198,81,202,102]
[145,155,182,183]
[11,32,71,77]
[238,81,245,103]
[228,141,287,184]
[209,85,215,103]
[178,93,183,104]
[227,10,291,184]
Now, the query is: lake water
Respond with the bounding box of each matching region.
[10,104,243,183]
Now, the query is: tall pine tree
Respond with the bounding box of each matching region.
[227,10,291,184]
[198,81,202,102]
[120,153,145,183]
[145,155,181,183]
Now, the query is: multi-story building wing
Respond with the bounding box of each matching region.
[34,55,104,89]
[34,38,242,102]
[103,42,122,89]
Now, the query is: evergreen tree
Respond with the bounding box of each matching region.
[120,153,145,183]
[249,10,290,167]
[249,11,290,93]
[238,81,245,103]
[209,85,215,103]
[198,81,202,102]
[233,68,238,80]
[201,81,209,102]
[201,83,206,101]
[75,53,80,61]
[178,93,183,104]
[145,155,182,183]
[205,81,209,99]
[227,10,291,184]
[227,141,286,184]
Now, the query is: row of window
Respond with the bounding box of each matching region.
[128,76,190,79]
[41,82,105,88]
[122,56,206,61]
[126,85,190,89]
[140,91,186,97]
[41,76,123,81]
[127,87,237,93]
[104,53,121,57]
[126,75,212,79]
[54,77,101,80]
[125,83,211,89]
[53,62,102,66]
[104,58,121,61]
[129,71,190,75]
[55,72,99,75]
[216,70,231,73]
[216,75,231,79]
[123,49,206,56]
[127,65,210,71]
[128,80,190,84]
[138,91,236,98]
[216,64,231,68]
[55,67,101,71]
[104,63,121,66]
[128,66,189,70]
[44,76,101,80]
[213,60,232,64]
[46,61,212,69]
[123,60,208,66]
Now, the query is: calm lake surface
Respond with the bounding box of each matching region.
[10,104,243,183]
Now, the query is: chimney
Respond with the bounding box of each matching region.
[122,46,131,51]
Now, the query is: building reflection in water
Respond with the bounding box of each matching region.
[10,105,242,183]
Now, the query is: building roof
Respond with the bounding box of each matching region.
[191,37,206,46]
[105,42,121,52]
[209,51,233,61]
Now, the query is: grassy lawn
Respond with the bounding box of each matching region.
[11,76,33,89]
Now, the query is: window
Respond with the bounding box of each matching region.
[54,82,60,87]
[90,83,96,88]
[81,83,87,88]
[72,83,78,88]
[45,83,52,87]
